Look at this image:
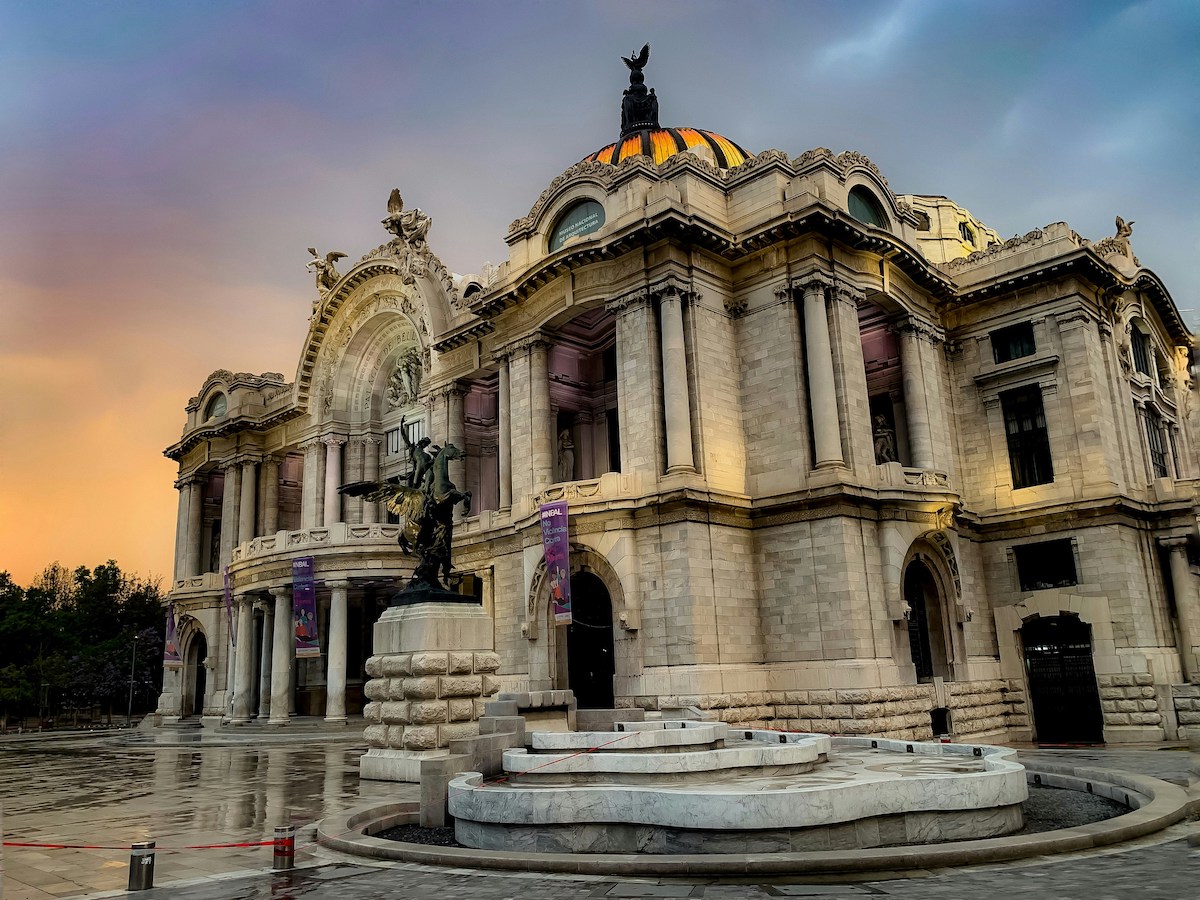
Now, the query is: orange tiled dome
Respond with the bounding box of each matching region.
[583,127,752,169]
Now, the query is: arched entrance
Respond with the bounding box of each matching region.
[1021,615,1104,744]
[182,631,207,718]
[564,571,615,709]
[903,558,949,680]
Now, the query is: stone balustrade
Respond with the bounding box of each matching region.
[230,523,404,563]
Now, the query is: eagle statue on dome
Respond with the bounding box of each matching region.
[306,247,347,293]
[619,42,659,137]
[622,43,650,74]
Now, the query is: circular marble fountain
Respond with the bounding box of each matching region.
[447,720,1027,853]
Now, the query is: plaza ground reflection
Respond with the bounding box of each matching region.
[0,729,412,898]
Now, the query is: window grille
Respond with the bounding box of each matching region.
[1001,385,1054,489]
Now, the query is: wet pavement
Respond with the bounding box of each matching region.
[0,726,415,898]
[0,731,1195,900]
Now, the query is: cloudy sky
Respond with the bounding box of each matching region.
[2,0,1197,586]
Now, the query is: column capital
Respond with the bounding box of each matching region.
[437,381,468,401]
[300,436,324,453]
[648,275,697,306]
[326,577,351,591]
[788,270,835,298]
[217,457,240,473]
[830,283,865,308]
[1158,535,1190,550]
[174,472,204,490]
[354,434,381,448]
[894,314,945,345]
[254,598,272,614]
[321,433,347,449]
[502,333,553,356]
[268,584,292,599]
[605,287,651,315]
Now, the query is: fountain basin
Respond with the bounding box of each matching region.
[448,731,1027,853]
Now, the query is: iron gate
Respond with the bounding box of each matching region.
[1021,615,1104,744]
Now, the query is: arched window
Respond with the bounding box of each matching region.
[548,199,605,252]
[847,186,888,228]
[204,393,227,420]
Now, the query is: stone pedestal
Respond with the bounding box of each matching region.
[360,601,500,783]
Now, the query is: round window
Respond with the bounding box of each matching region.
[848,186,888,229]
[205,393,227,420]
[549,200,605,252]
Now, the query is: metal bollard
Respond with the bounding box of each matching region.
[273,825,295,870]
[127,841,155,891]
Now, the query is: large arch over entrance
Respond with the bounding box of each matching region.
[1020,614,1104,744]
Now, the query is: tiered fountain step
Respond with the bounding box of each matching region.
[503,721,828,785]
[448,723,1027,854]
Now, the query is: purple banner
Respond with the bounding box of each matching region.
[539,500,572,625]
[291,556,320,658]
[163,601,182,668]
[223,566,236,648]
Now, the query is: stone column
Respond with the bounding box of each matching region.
[218,460,241,568]
[657,287,696,474]
[268,586,292,725]
[323,435,346,526]
[172,476,191,582]
[900,318,935,470]
[185,478,204,576]
[800,278,844,468]
[446,385,467,521]
[362,437,381,524]
[238,458,257,543]
[262,456,280,534]
[831,284,875,471]
[300,439,322,528]
[345,439,365,524]
[529,339,554,493]
[497,353,512,509]
[257,600,273,719]
[1163,537,1200,683]
[325,579,349,724]
[607,289,660,477]
[231,595,256,723]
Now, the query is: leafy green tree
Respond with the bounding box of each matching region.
[0,562,165,729]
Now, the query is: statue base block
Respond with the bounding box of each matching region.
[390,585,480,607]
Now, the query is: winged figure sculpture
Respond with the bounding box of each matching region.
[622,43,650,72]
[306,247,347,293]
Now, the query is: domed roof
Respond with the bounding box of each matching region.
[583,127,752,169]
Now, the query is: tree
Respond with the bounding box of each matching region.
[0,562,166,729]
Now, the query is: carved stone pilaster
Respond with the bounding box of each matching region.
[605,287,650,315]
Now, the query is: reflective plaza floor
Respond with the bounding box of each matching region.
[0,725,1195,900]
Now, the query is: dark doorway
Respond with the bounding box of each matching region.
[1021,615,1104,744]
[904,558,949,680]
[566,571,615,709]
[184,632,208,718]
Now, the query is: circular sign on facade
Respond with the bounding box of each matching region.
[548,200,605,252]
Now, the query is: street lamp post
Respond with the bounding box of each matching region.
[126,634,139,727]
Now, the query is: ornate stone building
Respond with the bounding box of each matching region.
[158,57,1200,746]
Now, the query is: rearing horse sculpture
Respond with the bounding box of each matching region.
[338,441,472,592]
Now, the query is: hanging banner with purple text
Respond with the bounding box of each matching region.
[223,566,236,648]
[163,601,182,668]
[539,500,573,625]
[291,556,321,658]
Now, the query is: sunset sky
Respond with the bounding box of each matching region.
[3,0,1198,587]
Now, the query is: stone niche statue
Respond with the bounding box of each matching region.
[557,428,576,482]
[385,347,423,410]
[873,414,897,464]
[339,421,472,602]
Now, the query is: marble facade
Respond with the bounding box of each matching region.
[157,73,1200,748]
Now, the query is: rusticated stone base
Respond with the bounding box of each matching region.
[360,602,500,780]
[617,679,1026,741]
